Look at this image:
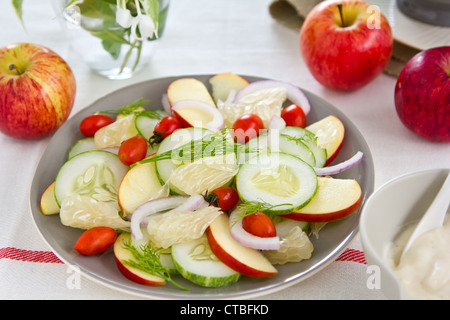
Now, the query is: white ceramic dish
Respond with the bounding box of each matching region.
[30,74,374,299]
[360,168,450,300]
[371,0,450,50]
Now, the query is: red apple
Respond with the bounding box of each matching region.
[206,214,278,278]
[0,43,76,139]
[299,0,393,91]
[394,46,450,142]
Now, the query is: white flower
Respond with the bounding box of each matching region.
[137,14,156,39]
[116,7,134,28]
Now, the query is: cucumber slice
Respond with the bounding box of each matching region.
[135,114,160,141]
[281,126,327,168]
[241,134,269,164]
[54,150,129,207]
[279,134,315,167]
[155,127,213,194]
[243,133,316,167]
[236,152,318,214]
[68,137,97,159]
[171,234,240,287]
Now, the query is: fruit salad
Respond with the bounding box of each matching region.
[40,73,364,289]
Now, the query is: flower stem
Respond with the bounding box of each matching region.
[119,39,139,74]
[132,39,143,72]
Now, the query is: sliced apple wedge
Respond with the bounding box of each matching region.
[167,78,215,107]
[206,214,278,278]
[118,156,168,216]
[172,99,225,131]
[209,72,249,103]
[114,233,166,286]
[282,177,362,222]
[306,115,345,166]
[40,181,60,215]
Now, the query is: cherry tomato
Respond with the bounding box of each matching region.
[232,114,264,143]
[205,186,239,212]
[155,116,182,138]
[242,212,277,238]
[118,135,148,166]
[281,104,307,128]
[79,114,115,137]
[149,115,182,145]
[73,227,117,256]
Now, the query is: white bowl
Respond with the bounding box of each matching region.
[360,168,450,300]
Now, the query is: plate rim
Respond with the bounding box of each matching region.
[29,74,374,299]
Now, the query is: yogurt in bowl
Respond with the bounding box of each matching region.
[360,168,450,300]
[388,216,450,299]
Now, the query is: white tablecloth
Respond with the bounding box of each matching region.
[0,0,448,300]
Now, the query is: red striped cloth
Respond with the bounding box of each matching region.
[0,247,366,264]
[0,247,63,264]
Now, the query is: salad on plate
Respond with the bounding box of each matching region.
[39,73,364,289]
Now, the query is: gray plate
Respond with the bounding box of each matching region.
[29,74,374,299]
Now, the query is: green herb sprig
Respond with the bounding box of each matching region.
[283,130,317,145]
[99,98,163,119]
[131,128,258,167]
[122,240,189,291]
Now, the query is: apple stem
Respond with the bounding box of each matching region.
[8,64,20,75]
[337,3,346,27]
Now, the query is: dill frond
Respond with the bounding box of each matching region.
[122,241,189,291]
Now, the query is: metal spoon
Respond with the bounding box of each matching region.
[401,172,450,261]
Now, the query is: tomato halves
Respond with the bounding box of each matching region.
[80,114,115,137]
[205,186,239,212]
[233,114,264,143]
[281,104,307,128]
[73,226,117,256]
[118,135,148,166]
[242,212,277,238]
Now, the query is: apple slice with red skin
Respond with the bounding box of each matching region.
[306,115,345,166]
[114,233,166,286]
[40,181,60,215]
[206,214,278,278]
[282,177,362,223]
[167,78,215,107]
[117,155,167,217]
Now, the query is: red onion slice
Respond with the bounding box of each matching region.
[314,151,363,176]
[229,209,281,251]
[268,114,286,131]
[172,99,225,132]
[234,80,311,115]
[161,93,171,114]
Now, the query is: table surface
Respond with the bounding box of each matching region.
[0,0,449,300]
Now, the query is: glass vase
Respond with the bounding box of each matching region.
[52,0,170,80]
